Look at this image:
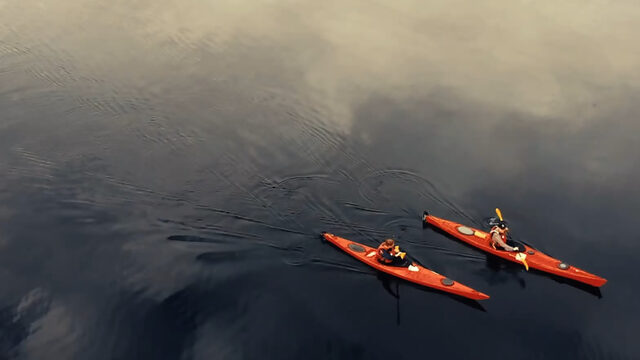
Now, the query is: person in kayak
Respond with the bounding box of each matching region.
[376,239,419,271]
[490,221,519,252]
[377,239,400,263]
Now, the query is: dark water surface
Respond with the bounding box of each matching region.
[1,1,639,359]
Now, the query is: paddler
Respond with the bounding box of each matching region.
[376,239,400,263]
[490,221,519,252]
[376,239,419,271]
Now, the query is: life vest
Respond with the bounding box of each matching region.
[490,226,508,247]
[376,243,396,263]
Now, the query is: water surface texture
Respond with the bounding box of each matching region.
[1,1,639,359]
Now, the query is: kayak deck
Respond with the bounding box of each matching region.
[423,212,607,287]
[322,232,490,300]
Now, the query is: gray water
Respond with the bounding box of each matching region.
[1,1,639,359]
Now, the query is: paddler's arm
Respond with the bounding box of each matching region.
[491,232,516,252]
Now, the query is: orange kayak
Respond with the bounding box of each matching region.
[322,232,490,300]
[423,211,607,287]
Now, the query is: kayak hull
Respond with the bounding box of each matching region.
[422,212,607,287]
[322,232,490,300]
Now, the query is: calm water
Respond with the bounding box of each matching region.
[1,1,639,359]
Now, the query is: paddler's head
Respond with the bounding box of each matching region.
[497,221,509,232]
[384,238,395,247]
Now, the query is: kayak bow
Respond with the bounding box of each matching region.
[422,212,607,287]
[322,232,490,300]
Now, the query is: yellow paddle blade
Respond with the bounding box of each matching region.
[515,253,529,271]
[495,208,504,221]
[400,252,406,259]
